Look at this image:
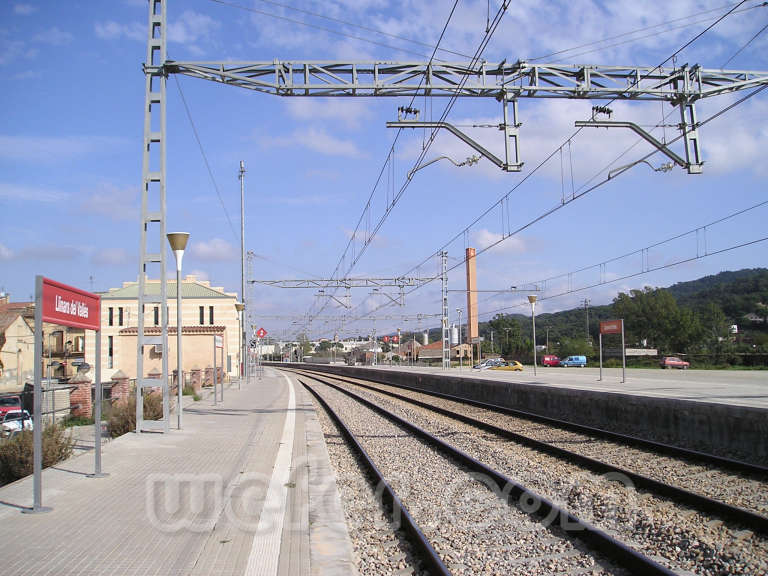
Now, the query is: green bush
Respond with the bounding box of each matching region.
[107,392,165,438]
[0,426,74,486]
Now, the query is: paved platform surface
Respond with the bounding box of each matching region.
[0,367,356,576]
[358,364,768,408]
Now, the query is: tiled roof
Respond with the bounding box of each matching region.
[119,326,226,335]
[102,282,234,300]
[0,303,33,333]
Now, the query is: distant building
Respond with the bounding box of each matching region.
[85,276,241,380]
[1,295,86,390]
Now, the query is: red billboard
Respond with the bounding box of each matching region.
[600,319,623,335]
[41,277,100,331]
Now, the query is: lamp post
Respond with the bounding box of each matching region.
[235,303,244,389]
[456,308,463,370]
[167,232,189,430]
[528,295,537,376]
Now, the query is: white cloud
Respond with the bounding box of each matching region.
[14,4,37,15]
[91,248,131,266]
[0,243,13,260]
[262,127,363,157]
[189,269,210,282]
[17,244,81,261]
[473,228,526,254]
[0,134,124,162]
[0,39,37,66]
[79,183,138,221]
[283,100,372,130]
[168,10,220,53]
[189,238,236,261]
[0,182,69,203]
[33,27,73,46]
[94,21,144,42]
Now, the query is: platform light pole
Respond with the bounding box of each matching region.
[167,232,189,430]
[528,295,537,376]
[456,308,463,370]
[235,302,244,389]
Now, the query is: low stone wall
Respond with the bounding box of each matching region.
[280,363,768,466]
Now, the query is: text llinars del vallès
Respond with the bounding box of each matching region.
[55,294,90,319]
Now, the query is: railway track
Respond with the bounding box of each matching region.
[301,374,678,575]
[294,368,768,575]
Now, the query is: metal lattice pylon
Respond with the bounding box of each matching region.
[137,0,170,433]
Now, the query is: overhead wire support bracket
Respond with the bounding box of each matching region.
[574,119,699,173]
[387,120,522,172]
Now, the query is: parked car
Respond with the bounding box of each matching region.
[1,410,32,439]
[0,395,21,418]
[474,358,505,369]
[660,356,690,369]
[491,360,524,371]
[559,355,587,367]
[541,355,560,367]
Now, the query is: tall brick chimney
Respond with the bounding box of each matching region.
[465,247,478,344]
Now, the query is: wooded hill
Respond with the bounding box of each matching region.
[421,268,768,362]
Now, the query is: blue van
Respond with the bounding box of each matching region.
[559,355,587,367]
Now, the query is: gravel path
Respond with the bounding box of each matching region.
[308,380,626,576]
[325,376,768,576]
[339,376,768,516]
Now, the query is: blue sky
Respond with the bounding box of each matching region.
[1,0,767,340]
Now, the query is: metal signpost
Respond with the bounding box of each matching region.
[29,277,103,513]
[255,327,267,378]
[599,319,626,383]
[213,334,223,405]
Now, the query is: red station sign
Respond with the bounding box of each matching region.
[600,319,623,335]
[41,277,100,331]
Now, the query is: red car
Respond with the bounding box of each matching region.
[660,356,690,369]
[541,355,560,367]
[0,395,21,418]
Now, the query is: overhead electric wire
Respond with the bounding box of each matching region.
[356,2,760,326]
[174,74,238,242]
[721,20,768,68]
[478,235,768,320]
[406,0,750,279]
[175,75,325,282]
[329,1,510,322]
[305,0,463,325]
[528,1,767,63]
[500,197,768,306]
[207,0,474,60]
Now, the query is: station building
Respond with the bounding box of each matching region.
[85,276,242,381]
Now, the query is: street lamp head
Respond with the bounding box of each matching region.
[235,302,245,312]
[527,295,537,304]
[167,232,190,271]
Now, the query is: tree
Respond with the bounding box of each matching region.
[612,287,699,354]
[487,314,522,357]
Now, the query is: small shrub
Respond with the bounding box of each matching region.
[107,392,165,438]
[0,426,74,486]
[62,415,94,428]
[182,385,196,396]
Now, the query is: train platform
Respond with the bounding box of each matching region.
[367,363,768,409]
[0,367,356,576]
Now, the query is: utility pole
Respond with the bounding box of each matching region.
[583,298,591,344]
[239,160,247,386]
[490,330,494,354]
[441,251,449,370]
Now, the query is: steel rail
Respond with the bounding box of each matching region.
[297,369,768,535]
[287,365,767,477]
[299,378,452,576]
[299,371,676,576]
